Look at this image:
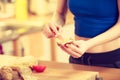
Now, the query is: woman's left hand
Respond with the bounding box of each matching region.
[58,40,88,58]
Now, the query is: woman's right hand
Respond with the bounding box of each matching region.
[42,22,63,38]
[42,7,66,38]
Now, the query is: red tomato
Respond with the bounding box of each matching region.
[32,65,46,72]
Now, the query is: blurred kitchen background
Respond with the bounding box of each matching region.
[0,0,74,63]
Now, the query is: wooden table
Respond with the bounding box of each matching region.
[39,61,120,80]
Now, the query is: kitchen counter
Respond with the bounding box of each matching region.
[0,14,50,43]
[0,55,119,80]
[39,60,120,80]
[0,25,43,43]
[0,15,48,56]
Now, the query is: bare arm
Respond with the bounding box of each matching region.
[52,0,68,26]
[42,0,68,38]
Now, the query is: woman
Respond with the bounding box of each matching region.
[42,0,120,68]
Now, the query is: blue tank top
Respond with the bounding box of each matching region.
[68,0,118,38]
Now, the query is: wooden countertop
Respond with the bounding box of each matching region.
[0,55,119,80]
[39,61,120,80]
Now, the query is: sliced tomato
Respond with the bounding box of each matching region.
[32,65,46,72]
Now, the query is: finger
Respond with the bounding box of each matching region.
[42,24,55,38]
[49,23,61,36]
[65,43,83,55]
[59,44,82,58]
[54,23,62,33]
[64,47,82,58]
[70,41,80,48]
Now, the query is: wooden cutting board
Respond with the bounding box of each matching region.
[33,68,99,80]
[0,55,99,80]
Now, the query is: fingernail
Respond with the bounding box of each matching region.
[57,42,61,46]
[65,43,70,48]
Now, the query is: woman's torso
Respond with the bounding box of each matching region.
[75,35,120,53]
[68,0,120,53]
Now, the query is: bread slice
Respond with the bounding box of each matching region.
[0,55,39,67]
[0,55,39,80]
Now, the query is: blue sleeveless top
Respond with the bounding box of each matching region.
[68,0,118,38]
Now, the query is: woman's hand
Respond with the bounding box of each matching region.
[42,12,66,38]
[58,40,88,58]
[42,22,63,38]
